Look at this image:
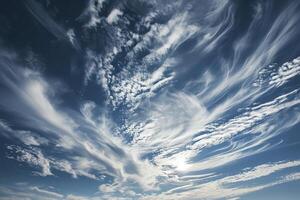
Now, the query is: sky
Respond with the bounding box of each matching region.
[0,0,300,199]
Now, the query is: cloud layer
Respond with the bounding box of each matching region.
[0,0,300,199]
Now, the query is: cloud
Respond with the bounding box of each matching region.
[24,0,80,50]
[7,145,52,176]
[82,3,199,112]
[269,57,300,87]
[0,49,163,190]
[1,0,300,199]
[80,0,106,28]
[0,184,92,200]
[99,184,116,193]
[222,160,300,183]
[16,131,48,146]
[106,9,123,25]
[140,160,300,200]
[66,194,88,200]
[0,118,48,147]
[30,187,64,199]
[67,29,76,46]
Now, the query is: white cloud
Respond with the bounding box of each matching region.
[24,0,80,50]
[81,0,106,28]
[67,29,76,46]
[30,187,63,199]
[106,9,123,25]
[140,160,300,200]
[99,184,115,193]
[7,145,52,176]
[17,131,48,146]
[1,0,300,199]
[66,194,88,200]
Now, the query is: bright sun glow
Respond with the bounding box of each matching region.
[173,156,189,171]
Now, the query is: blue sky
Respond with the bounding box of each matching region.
[0,0,300,199]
